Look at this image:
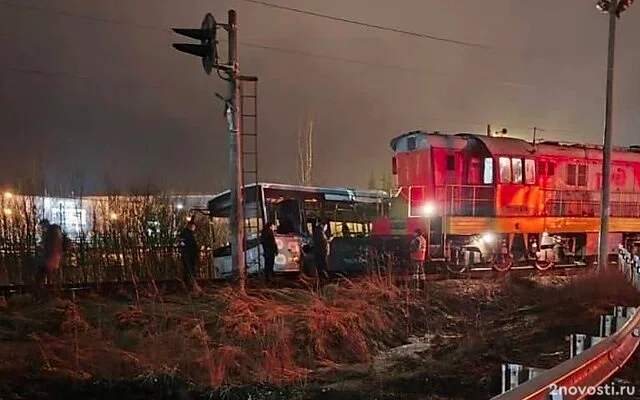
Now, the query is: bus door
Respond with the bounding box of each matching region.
[274,198,303,235]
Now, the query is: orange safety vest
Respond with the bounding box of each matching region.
[410,235,427,261]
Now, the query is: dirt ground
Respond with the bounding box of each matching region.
[1,269,639,400]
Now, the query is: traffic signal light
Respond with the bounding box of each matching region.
[596,0,612,12]
[616,0,634,16]
[172,13,218,74]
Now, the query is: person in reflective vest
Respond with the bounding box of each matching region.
[409,228,427,286]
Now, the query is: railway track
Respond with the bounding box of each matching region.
[0,263,592,298]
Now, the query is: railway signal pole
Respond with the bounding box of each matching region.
[596,0,634,272]
[172,11,246,293]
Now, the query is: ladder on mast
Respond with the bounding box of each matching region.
[239,76,260,273]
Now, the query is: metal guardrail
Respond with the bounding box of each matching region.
[491,245,640,400]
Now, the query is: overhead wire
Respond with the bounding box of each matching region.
[0,0,168,33]
[0,0,575,91]
[0,62,582,136]
[0,0,588,134]
[239,0,491,49]
[236,0,591,66]
[0,0,493,51]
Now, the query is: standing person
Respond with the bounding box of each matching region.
[35,219,50,287]
[341,223,351,238]
[260,222,278,282]
[312,220,331,280]
[178,220,201,293]
[35,220,65,296]
[409,228,427,291]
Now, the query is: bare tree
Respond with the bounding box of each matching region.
[380,170,393,194]
[367,172,377,190]
[297,113,314,186]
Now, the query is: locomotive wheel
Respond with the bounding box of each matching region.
[535,259,554,271]
[446,249,467,274]
[491,254,513,272]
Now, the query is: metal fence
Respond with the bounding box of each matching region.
[618,245,640,290]
[492,247,640,399]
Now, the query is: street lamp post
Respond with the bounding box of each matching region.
[596,0,634,272]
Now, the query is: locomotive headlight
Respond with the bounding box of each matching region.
[481,232,495,244]
[421,202,435,216]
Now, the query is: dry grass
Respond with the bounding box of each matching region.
[0,276,411,388]
[366,269,640,399]
[0,270,639,399]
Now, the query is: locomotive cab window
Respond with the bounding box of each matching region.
[407,136,416,151]
[446,155,455,171]
[577,165,587,187]
[567,164,577,186]
[499,157,512,183]
[483,157,493,184]
[566,163,586,186]
[538,161,546,175]
[468,158,481,184]
[538,161,556,177]
[525,159,535,184]
[511,158,523,184]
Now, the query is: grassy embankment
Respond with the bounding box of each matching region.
[1,269,639,399]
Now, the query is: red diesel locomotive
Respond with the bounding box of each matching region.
[371,130,640,272]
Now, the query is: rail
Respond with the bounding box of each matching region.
[491,246,640,400]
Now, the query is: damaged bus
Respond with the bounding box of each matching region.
[208,182,389,278]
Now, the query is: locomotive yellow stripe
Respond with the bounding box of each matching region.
[444,217,640,235]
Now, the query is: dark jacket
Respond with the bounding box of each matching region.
[178,228,198,262]
[260,227,278,255]
[38,224,68,271]
[42,226,64,257]
[312,225,329,256]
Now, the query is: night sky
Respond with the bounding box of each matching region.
[1,0,639,194]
